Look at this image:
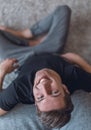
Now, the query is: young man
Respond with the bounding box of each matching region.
[0,52,91,128]
[0,5,91,128]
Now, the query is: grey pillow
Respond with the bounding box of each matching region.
[0,90,91,130]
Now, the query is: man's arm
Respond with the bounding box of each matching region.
[0,25,33,39]
[0,70,8,115]
[61,52,91,73]
[0,58,19,115]
[0,71,5,91]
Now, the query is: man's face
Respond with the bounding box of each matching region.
[33,68,69,112]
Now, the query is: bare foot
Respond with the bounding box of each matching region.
[28,34,47,47]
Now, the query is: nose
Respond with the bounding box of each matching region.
[38,81,52,96]
[42,85,52,96]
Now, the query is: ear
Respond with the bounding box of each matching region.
[62,84,70,94]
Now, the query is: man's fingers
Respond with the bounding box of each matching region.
[10,58,18,62]
[6,58,18,62]
[9,58,19,69]
[13,62,19,68]
[12,59,19,69]
[8,58,18,65]
[3,58,19,68]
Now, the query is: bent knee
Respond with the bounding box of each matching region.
[55,5,71,16]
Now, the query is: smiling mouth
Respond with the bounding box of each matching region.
[34,76,50,87]
[40,77,50,83]
[39,76,50,83]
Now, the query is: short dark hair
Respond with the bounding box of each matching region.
[36,92,74,128]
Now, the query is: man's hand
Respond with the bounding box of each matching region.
[0,58,19,75]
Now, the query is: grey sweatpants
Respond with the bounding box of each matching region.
[0,5,71,88]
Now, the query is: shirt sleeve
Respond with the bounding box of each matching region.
[61,58,91,93]
[73,66,91,92]
[0,81,20,111]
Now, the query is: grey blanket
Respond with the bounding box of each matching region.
[0,91,91,130]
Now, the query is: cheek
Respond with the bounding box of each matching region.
[33,88,37,97]
[33,88,41,97]
[52,81,60,88]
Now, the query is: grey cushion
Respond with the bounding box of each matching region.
[0,90,91,130]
